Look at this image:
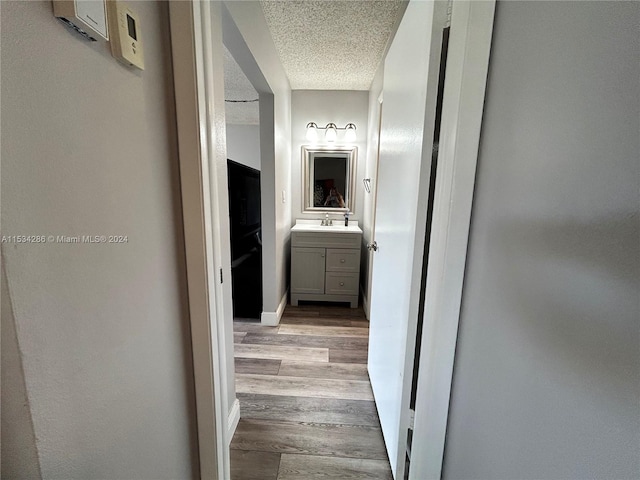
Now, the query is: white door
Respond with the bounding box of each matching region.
[367,1,446,477]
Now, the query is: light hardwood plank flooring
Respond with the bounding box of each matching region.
[231,304,392,479]
[278,360,369,381]
[231,450,281,480]
[241,332,369,350]
[329,348,369,364]
[283,305,367,318]
[234,322,280,333]
[235,358,281,376]
[279,316,371,328]
[234,344,329,363]
[232,418,387,459]
[278,324,369,338]
[236,373,374,401]
[236,394,381,427]
[278,454,393,480]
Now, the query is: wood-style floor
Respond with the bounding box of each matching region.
[230,304,392,480]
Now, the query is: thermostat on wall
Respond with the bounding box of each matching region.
[107,1,144,70]
[53,0,109,42]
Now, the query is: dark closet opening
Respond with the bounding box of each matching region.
[228,159,262,319]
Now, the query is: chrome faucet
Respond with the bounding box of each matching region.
[321,213,333,226]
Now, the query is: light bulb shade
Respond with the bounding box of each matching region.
[325,123,337,142]
[306,122,319,142]
[344,123,357,142]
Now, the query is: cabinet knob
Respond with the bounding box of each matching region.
[321,254,325,257]
[340,282,345,286]
[340,259,345,263]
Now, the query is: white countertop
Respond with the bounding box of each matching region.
[291,219,362,234]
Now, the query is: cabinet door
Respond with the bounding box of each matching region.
[291,247,326,294]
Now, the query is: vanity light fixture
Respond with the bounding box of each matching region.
[344,123,357,142]
[305,122,357,143]
[306,122,319,141]
[325,123,338,142]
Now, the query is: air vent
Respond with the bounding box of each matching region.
[57,17,97,42]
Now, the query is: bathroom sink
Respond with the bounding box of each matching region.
[291,222,362,234]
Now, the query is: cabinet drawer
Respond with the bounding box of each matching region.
[325,272,359,296]
[291,232,361,249]
[326,249,360,273]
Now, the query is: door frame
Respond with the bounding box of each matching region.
[169,1,230,478]
[363,92,383,320]
[169,0,495,478]
[367,1,450,476]
[409,1,495,479]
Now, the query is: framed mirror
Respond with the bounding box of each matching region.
[302,146,357,213]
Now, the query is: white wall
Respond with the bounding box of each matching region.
[291,90,369,224]
[223,1,292,321]
[226,124,261,171]
[442,2,640,478]
[291,90,369,223]
[0,1,197,478]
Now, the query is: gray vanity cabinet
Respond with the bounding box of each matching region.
[290,231,362,308]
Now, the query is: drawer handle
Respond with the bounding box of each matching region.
[340,259,345,263]
[340,282,345,286]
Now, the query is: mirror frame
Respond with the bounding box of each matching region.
[302,145,357,214]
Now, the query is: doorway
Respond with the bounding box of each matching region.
[223,44,263,321]
[170,1,495,478]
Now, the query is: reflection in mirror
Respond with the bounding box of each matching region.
[302,146,357,213]
[314,157,346,208]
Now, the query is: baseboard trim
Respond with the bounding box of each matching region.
[261,289,289,326]
[226,398,240,445]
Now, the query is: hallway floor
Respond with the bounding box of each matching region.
[230,304,392,479]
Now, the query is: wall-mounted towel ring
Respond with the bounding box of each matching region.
[363,178,372,194]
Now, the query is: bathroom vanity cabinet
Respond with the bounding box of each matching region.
[290,225,362,308]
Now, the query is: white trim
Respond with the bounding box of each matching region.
[261,289,289,326]
[226,398,241,444]
[363,88,383,323]
[168,2,223,478]
[409,2,495,479]
[391,3,448,477]
[198,4,234,478]
[169,1,240,478]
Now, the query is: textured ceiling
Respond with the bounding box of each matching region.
[261,0,406,90]
[223,46,260,125]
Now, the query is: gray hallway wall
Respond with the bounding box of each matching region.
[2,260,41,478]
[1,1,198,477]
[443,2,639,478]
